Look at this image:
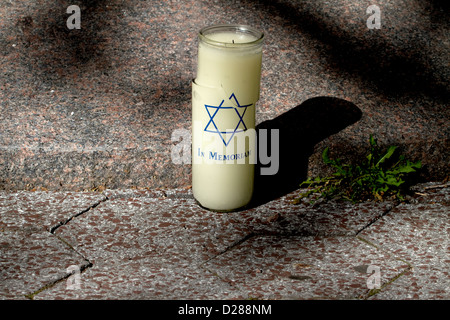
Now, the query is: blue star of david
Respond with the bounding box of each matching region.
[204,93,252,146]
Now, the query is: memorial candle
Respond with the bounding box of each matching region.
[192,24,264,211]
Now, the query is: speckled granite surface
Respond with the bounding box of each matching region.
[0,0,448,190]
[0,183,448,300]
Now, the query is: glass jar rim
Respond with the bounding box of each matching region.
[199,24,264,48]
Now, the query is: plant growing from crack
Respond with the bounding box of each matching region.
[294,135,422,204]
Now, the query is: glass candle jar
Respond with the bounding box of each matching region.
[192,24,265,212]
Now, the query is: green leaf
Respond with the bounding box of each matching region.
[322,147,331,164]
[395,166,416,174]
[294,135,422,204]
[376,146,397,167]
[411,160,422,169]
[386,176,404,187]
[369,134,377,147]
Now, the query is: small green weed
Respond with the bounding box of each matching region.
[294,135,422,204]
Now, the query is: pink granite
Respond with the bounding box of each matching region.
[0,0,448,191]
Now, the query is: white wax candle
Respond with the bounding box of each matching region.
[192,25,264,211]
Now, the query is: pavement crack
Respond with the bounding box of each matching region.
[355,200,401,236]
[360,264,413,299]
[24,232,95,299]
[203,232,257,265]
[49,196,109,234]
[24,261,93,300]
[221,232,256,254]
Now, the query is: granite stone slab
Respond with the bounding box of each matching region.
[0,228,90,299]
[358,184,450,299]
[30,187,395,299]
[0,191,106,299]
[203,235,409,300]
[34,251,245,300]
[50,188,395,263]
[0,190,107,231]
[1,184,448,300]
[1,0,448,191]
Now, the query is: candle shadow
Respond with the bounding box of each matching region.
[249,96,362,208]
